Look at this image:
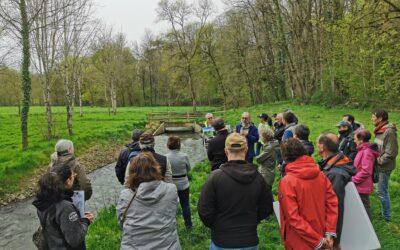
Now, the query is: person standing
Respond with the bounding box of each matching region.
[281,111,298,141]
[236,112,259,163]
[117,152,181,249]
[336,120,357,161]
[49,139,92,200]
[124,133,173,184]
[204,113,214,127]
[33,166,94,249]
[317,133,356,248]
[256,113,273,156]
[115,129,143,184]
[278,138,338,250]
[272,113,285,143]
[294,124,314,156]
[372,109,398,222]
[256,129,279,191]
[166,136,193,229]
[343,114,364,132]
[198,133,273,250]
[207,118,229,171]
[352,129,380,218]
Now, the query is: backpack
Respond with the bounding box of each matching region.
[33,206,54,250]
[372,158,379,183]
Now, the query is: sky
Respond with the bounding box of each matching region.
[93,0,226,44]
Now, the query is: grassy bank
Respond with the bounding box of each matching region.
[87,103,400,249]
[0,106,210,200]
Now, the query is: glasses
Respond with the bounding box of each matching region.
[207,117,213,120]
[241,117,249,120]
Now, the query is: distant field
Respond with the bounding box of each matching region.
[86,102,400,249]
[0,105,212,199]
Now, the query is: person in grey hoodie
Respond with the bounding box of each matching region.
[117,152,181,250]
[166,135,193,228]
[256,128,279,191]
[32,164,94,250]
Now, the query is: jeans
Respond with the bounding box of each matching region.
[178,188,192,227]
[377,172,391,220]
[210,241,258,250]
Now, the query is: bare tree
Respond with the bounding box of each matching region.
[0,0,46,150]
[157,0,213,111]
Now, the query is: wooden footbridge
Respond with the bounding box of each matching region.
[145,110,224,135]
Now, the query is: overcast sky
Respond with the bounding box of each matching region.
[93,0,226,44]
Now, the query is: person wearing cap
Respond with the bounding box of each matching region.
[317,133,356,248]
[49,139,92,200]
[125,133,172,184]
[336,120,357,161]
[115,129,143,185]
[198,133,273,250]
[204,113,214,127]
[256,113,273,156]
[236,112,259,163]
[343,114,364,132]
[207,118,229,171]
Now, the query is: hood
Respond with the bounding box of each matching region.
[135,181,167,205]
[357,142,380,158]
[284,123,296,129]
[126,141,140,151]
[220,160,258,184]
[32,189,73,212]
[267,140,279,147]
[285,155,321,180]
[324,153,356,176]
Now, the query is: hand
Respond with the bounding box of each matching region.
[325,236,334,249]
[84,212,94,224]
[320,238,330,249]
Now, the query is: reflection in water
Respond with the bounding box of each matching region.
[0,134,206,250]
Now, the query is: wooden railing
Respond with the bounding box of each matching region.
[147,110,225,123]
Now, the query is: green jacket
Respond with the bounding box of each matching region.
[374,124,398,173]
[256,140,279,187]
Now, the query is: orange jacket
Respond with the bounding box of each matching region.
[278,155,338,250]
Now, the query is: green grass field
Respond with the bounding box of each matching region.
[85,102,400,249]
[0,106,212,199]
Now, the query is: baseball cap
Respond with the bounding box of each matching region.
[225,133,247,151]
[336,120,351,127]
[258,113,269,120]
[132,129,143,142]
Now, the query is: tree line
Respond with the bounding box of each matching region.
[0,0,399,149]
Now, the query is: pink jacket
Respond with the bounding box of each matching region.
[352,143,379,194]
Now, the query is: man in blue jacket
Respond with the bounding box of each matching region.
[236,112,259,163]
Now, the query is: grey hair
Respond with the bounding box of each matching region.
[261,128,275,141]
[139,142,155,150]
[55,139,74,154]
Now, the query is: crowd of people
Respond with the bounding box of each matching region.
[31,108,398,250]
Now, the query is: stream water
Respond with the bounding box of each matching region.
[0,133,206,250]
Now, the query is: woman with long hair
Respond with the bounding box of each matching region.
[32,163,94,249]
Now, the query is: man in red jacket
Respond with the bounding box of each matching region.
[278,138,338,250]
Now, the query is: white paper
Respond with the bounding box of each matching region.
[72,191,85,218]
[273,182,381,250]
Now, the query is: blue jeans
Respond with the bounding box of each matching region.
[178,188,192,227]
[377,172,391,220]
[210,241,258,250]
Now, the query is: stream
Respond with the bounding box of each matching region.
[0,133,206,250]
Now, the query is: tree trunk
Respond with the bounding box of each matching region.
[19,0,31,151]
[43,74,53,139]
[63,66,73,136]
[187,66,197,111]
[110,79,117,115]
[77,74,83,117]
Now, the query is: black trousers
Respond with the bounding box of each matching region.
[178,188,192,227]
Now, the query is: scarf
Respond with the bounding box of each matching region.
[374,121,389,135]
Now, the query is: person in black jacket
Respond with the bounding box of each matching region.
[272,113,285,143]
[294,124,314,156]
[115,129,143,184]
[317,133,356,249]
[207,118,229,171]
[32,164,94,249]
[198,133,273,250]
[336,120,357,161]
